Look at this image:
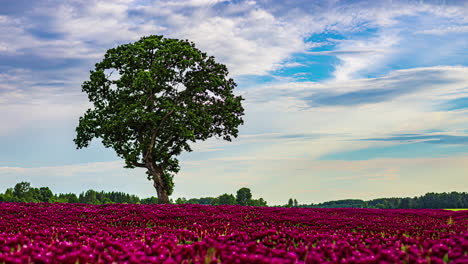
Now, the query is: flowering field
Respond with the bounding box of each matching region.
[0,203,467,264]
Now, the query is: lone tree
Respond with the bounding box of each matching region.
[236,187,252,206]
[74,35,244,204]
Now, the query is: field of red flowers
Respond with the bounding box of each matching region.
[0,203,467,264]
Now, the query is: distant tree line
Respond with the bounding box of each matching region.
[0,182,142,205]
[2,182,466,209]
[0,182,267,206]
[174,187,267,206]
[287,192,468,209]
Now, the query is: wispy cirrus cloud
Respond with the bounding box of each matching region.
[362,133,468,145]
[245,66,468,108]
[417,25,468,35]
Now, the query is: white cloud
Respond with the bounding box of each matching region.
[281,62,306,68]
[164,0,226,7]
[329,32,400,81]
[417,25,468,35]
[140,6,311,76]
[0,68,89,136]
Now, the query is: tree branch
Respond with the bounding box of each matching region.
[131,161,147,168]
[161,138,184,167]
[144,109,174,161]
[161,149,178,167]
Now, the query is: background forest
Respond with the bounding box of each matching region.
[1,182,466,209]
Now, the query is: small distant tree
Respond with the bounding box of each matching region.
[74,35,244,204]
[198,197,215,205]
[249,197,268,207]
[293,199,298,207]
[175,197,187,204]
[236,187,252,206]
[258,198,268,207]
[28,187,42,202]
[186,198,200,204]
[287,198,294,207]
[80,190,99,204]
[39,187,54,203]
[141,196,159,204]
[67,193,79,203]
[5,188,13,196]
[3,188,14,202]
[218,193,236,205]
[210,197,220,205]
[13,182,31,199]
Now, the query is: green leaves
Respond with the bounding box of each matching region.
[75,35,244,186]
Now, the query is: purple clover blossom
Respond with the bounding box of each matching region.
[0,203,466,263]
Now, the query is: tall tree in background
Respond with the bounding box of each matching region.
[236,187,252,206]
[39,187,53,203]
[74,35,244,203]
[13,182,31,199]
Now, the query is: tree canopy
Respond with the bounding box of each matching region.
[236,187,252,206]
[74,35,244,203]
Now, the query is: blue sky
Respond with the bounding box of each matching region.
[1,0,468,204]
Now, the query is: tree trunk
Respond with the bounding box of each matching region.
[146,163,170,204]
[153,178,170,204]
